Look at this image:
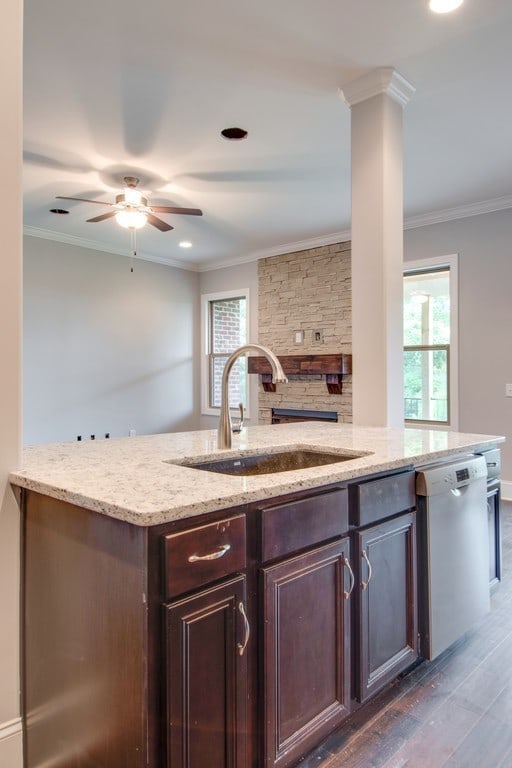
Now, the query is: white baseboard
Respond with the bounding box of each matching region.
[0,717,22,765]
[501,480,512,501]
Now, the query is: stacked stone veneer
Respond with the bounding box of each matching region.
[257,241,352,423]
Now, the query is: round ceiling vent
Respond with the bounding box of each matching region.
[221,127,248,141]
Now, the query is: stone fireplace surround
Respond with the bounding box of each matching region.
[257,240,352,425]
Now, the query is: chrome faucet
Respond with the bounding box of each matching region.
[218,344,288,449]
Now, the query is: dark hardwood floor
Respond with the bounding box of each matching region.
[301,501,512,768]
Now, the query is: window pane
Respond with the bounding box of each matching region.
[211,297,247,354]
[210,355,247,409]
[404,270,450,346]
[404,348,449,423]
[208,296,247,409]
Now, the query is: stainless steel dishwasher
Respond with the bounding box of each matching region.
[416,454,489,661]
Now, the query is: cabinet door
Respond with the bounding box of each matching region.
[164,575,248,768]
[355,512,418,703]
[262,539,352,768]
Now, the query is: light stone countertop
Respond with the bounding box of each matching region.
[9,423,504,526]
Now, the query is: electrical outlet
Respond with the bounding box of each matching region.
[312,329,324,344]
[505,383,512,398]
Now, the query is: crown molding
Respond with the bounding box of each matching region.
[25,194,512,273]
[23,226,201,271]
[196,229,352,271]
[404,195,512,230]
[339,67,416,108]
[200,193,512,270]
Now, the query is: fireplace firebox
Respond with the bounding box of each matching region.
[271,408,338,425]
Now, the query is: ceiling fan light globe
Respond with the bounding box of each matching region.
[115,210,148,229]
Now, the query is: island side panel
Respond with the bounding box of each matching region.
[22,490,148,768]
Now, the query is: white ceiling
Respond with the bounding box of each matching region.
[23,0,512,271]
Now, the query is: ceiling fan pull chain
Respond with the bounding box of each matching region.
[130,227,136,273]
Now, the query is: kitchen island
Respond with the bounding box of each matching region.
[11,423,504,768]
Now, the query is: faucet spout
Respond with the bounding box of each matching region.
[218,343,288,449]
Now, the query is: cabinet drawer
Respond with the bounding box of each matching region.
[349,470,415,528]
[163,514,246,599]
[260,488,348,562]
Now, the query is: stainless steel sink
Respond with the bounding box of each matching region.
[177,448,369,477]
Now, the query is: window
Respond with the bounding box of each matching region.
[201,290,248,415]
[403,256,458,427]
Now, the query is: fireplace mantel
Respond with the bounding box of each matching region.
[247,353,352,394]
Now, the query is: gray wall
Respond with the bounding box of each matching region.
[404,209,512,488]
[198,260,259,429]
[24,236,200,444]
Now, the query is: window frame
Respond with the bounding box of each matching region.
[403,255,459,430]
[201,288,250,417]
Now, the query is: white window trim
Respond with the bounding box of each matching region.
[403,254,459,431]
[201,288,251,418]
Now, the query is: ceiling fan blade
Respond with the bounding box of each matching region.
[150,205,203,216]
[56,196,113,206]
[147,214,174,232]
[86,211,118,223]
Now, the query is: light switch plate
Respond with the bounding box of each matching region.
[294,330,304,345]
[505,383,512,397]
[312,329,324,344]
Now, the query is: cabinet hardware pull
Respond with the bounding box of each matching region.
[237,601,250,656]
[361,549,372,590]
[343,556,355,599]
[188,543,231,563]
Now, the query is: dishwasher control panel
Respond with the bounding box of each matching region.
[416,455,487,496]
[455,467,470,483]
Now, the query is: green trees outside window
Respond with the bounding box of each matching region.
[403,269,450,424]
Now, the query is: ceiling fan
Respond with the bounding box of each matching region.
[56,176,203,232]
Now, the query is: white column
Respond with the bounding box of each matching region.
[340,68,415,427]
[0,0,23,764]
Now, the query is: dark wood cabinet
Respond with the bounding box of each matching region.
[164,575,249,768]
[348,469,418,703]
[261,539,352,768]
[354,512,418,702]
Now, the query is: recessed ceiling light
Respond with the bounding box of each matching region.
[429,0,463,13]
[49,208,69,214]
[179,241,192,248]
[221,127,248,141]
